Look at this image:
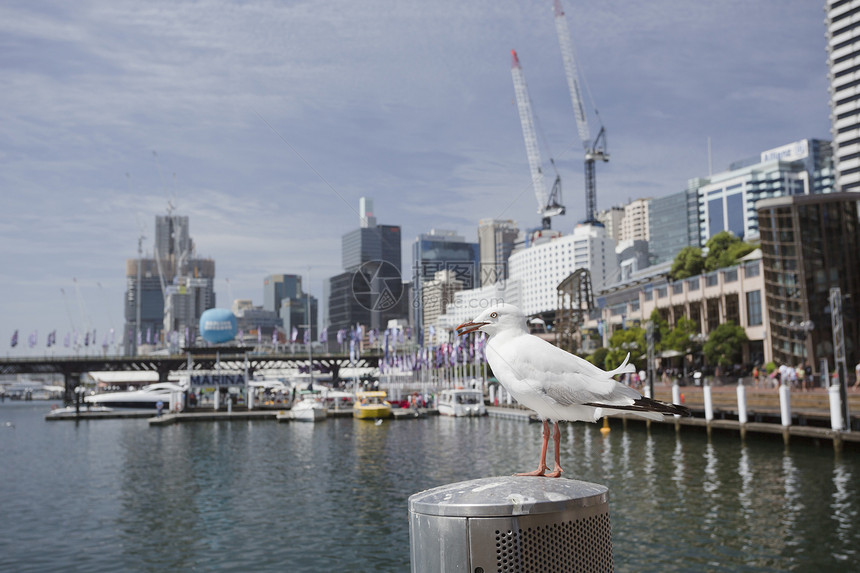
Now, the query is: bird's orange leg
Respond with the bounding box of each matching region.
[516,419,549,476]
[545,422,564,478]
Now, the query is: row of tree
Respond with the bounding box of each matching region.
[586,310,749,374]
[586,231,757,374]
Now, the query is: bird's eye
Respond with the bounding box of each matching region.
[490,312,498,318]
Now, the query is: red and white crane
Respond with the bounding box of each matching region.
[511,49,565,231]
[553,0,607,225]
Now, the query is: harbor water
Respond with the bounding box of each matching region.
[1,401,858,572]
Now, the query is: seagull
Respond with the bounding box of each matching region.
[457,303,691,478]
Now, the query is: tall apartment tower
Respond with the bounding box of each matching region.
[827,1,860,192]
[619,198,651,242]
[478,219,519,286]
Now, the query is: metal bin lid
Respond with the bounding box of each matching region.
[408,476,608,518]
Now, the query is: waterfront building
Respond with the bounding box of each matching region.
[648,186,700,264]
[412,229,480,335]
[508,223,618,318]
[694,138,833,244]
[757,192,860,373]
[826,0,860,192]
[478,219,519,286]
[586,252,768,366]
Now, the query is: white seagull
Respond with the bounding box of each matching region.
[457,303,690,478]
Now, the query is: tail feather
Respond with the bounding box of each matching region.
[606,352,636,377]
[586,396,692,418]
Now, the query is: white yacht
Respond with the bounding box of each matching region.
[85,383,185,409]
[437,388,487,417]
[291,391,327,422]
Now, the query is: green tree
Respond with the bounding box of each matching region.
[663,316,699,355]
[703,231,756,272]
[670,246,705,280]
[587,347,609,370]
[703,321,748,369]
[605,326,646,372]
[648,308,669,354]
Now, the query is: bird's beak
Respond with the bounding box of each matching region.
[456,321,488,336]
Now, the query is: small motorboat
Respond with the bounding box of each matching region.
[437,388,487,417]
[353,391,392,420]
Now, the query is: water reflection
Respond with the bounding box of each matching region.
[3,405,860,572]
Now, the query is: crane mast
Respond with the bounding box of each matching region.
[511,49,565,230]
[553,0,607,225]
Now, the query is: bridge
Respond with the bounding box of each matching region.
[0,348,382,403]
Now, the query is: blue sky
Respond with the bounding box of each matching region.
[1,0,830,355]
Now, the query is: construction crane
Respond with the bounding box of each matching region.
[511,49,565,231]
[553,0,607,225]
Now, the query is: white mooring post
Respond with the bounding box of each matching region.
[703,381,714,422]
[672,382,681,418]
[736,378,748,425]
[829,385,845,431]
[779,383,792,427]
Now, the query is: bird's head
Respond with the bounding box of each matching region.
[456,304,528,337]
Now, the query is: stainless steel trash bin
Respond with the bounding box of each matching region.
[408,476,612,573]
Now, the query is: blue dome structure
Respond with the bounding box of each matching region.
[199,308,238,344]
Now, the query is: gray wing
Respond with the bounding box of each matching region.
[508,335,641,407]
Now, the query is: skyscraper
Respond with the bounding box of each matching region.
[648,187,700,264]
[124,213,215,354]
[827,1,860,192]
[412,229,480,334]
[478,219,519,286]
[327,197,405,336]
[264,274,302,315]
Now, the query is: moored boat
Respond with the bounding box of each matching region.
[353,391,392,419]
[291,390,328,422]
[85,382,185,409]
[437,388,487,417]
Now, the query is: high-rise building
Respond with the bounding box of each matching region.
[694,139,833,245]
[596,206,625,241]
[264,274,302,316]
[827,1,860,192]
[758,192,860,372]
[619,198,651,242]
[124,213,215,354]
[155,215,191,261]
[327,197,405,337]
[478,219,519,286]
[649,187,700,264]
[508,223,618,317]
[412,229,480,333]
[421,270,464,334]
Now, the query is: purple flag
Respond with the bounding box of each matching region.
[65,332,71,347]
[320,329,328,343]
[28,331,37,348]
[257,327,262,344]
[290,327,298,343]
[10,330,18,348]
[303,329,310,344]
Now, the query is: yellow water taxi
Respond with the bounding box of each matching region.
[353,391,392,419]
